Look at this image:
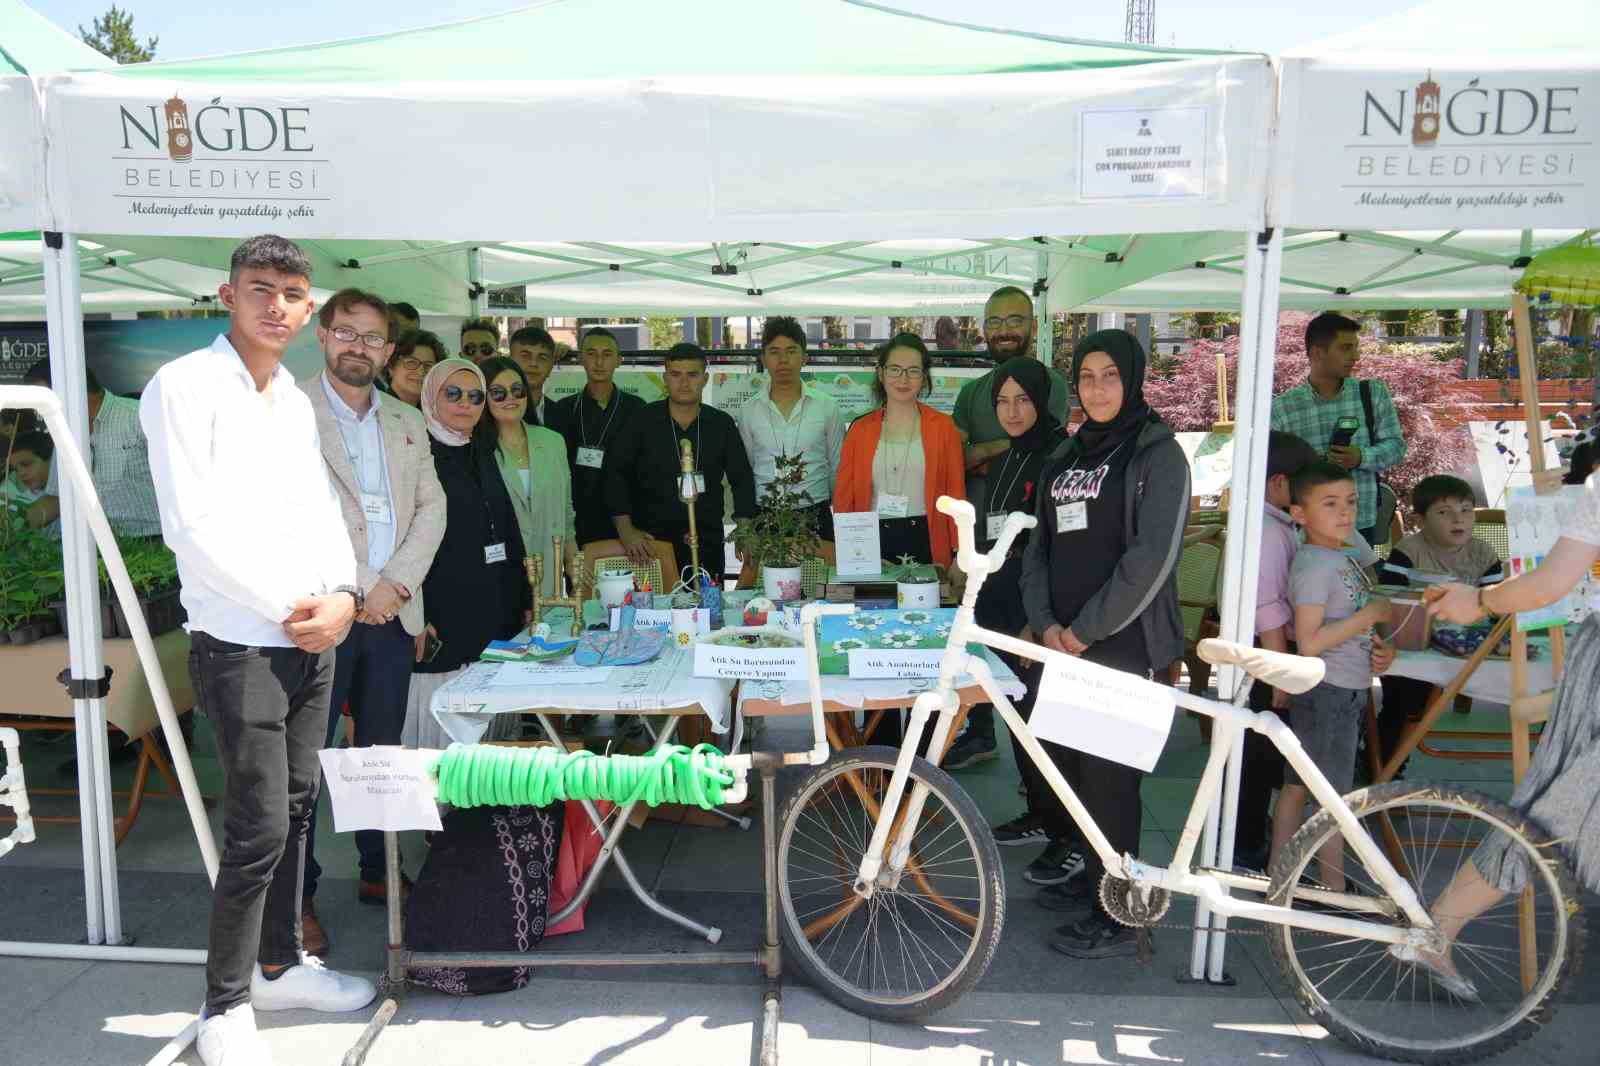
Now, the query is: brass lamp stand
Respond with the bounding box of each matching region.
[679,438,701,584]
[526,535,588,637]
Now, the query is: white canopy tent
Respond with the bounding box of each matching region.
[16,0,1282,982]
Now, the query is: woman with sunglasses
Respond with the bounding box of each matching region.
[402,358,529,749]
[383,328,444,408]
[477,356,579,596]
[833,333,965,569]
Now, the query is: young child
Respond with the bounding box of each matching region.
[3,430,58,529]
[1373,475,1502,773]
[1234,431,1321,870]
[1270,462,1393,889]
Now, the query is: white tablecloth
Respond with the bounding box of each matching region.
[1389,637,1556,708]
[430,645,735,745]
[735,647,1025,714]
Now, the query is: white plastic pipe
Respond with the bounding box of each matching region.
[1034,249,1053,363]
[0,942,207,964]
[0,727,34,858]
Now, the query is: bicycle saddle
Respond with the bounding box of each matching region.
[1196,638,1325,695]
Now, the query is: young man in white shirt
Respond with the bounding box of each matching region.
[140,235,375,1066]
[735,316,846,539]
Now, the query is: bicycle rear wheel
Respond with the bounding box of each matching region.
[775,745,1004,1021]
[1267,782,1584,1064]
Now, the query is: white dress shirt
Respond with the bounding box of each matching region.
[140,334,357,647]
[736,380,846,507]
[319,372,397,574]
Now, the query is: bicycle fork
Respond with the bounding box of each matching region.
[852,688,958,896]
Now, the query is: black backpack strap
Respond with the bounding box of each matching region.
[1360,379,1381,445]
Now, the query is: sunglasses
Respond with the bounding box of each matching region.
[442,385,486,406]
[461,343,498,358]
[489,384,528,402]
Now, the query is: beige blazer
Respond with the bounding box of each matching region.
[300,376,447,635]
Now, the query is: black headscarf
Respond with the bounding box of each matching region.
[990,357,1060,454]
[1070,329,1154,459]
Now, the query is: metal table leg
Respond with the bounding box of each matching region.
[536,712,722,942]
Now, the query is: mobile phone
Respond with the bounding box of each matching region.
[1329,416,1360,450]
[422,631,444,663]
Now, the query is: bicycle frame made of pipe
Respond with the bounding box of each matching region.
[846,498,1438,951]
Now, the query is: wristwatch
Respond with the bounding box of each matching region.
[332,584,365,612]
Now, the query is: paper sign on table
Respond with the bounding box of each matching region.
[1029,653,1175,772]
[608,607,709,634]
[833,511,883,577]
[847,649,949,679]
[488,661,613,687]
[693,642,807,681]
[317,747,444,833]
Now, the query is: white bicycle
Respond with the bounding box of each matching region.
[769,498,1583,1064]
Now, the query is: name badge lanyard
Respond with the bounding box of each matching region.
[338,412,393,521]
[665,408,705,494]
[878,423,918,516]
[1054,438,1130,532]
[766,393,807,468]
[465,442,505,554]
[578,389,622,451]
[987,447,1028,541]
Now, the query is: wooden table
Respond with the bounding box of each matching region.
[0,628,195,845]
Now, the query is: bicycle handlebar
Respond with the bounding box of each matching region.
[937,494,1036,579]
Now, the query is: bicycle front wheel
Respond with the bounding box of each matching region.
[1268,782,1584,1064]
[776,745,1004,1021]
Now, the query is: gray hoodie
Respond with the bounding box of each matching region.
[1021,418,1190,670]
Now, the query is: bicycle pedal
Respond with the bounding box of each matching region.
[1136,929,1156,965]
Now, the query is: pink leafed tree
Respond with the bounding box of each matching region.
[1143,311,1479,511]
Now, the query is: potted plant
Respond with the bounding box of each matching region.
[894,558,941,609]
[731,454,821,604]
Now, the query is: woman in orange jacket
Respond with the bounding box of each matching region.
[833,334,966,569]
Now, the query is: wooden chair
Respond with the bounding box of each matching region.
[1475,508,1510,563]
[581,538,680,597]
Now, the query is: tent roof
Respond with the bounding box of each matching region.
[95,0,1244,83]
[1287,0,1596,57]
[0,0,111,75]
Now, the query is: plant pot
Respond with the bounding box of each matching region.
[7,622,45,645]
[896,580,940,609]
[763,565,804,604]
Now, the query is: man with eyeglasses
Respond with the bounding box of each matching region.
[459,318,501,363]
[942,286,1072,774]
[508,324,563,430]
[552,326,645,547]
[297,288,446,956]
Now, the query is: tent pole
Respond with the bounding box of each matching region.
[468,246,485,317]
[42,231,121,946]
[1034,251,1052,363]
[1189,227,1283,983]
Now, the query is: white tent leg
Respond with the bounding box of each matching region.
[468,246,485,317]
[1186,228,1284,982]
[42,231,121,945]
[1034,251,1052,363]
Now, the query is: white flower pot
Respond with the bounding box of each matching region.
[763,564,805,603]
[897,581,939,609]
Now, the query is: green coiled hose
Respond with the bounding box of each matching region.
[432,742,737,810]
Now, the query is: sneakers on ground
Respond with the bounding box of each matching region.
[251,954,377,1013]
[942,731,998,771]
[1023,839,1084,886]
[1036,877,1095,916]
[1050,912,1145,960]
[992,812,1049,847]
[197,1002,272,1066]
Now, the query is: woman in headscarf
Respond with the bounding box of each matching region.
[1018,329,1191,961]
[402,357,529,749]
[476,355,579,596]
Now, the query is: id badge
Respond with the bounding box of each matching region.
[576,446,605,469]
[360,491,392,524]
[986,512,1006,542]
[1055,501,1087,532]
[484,542,508,564]
[878,494,909,519]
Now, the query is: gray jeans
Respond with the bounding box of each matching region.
[189,631,333,1014]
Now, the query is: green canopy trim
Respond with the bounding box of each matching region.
[1516,243,1600,308]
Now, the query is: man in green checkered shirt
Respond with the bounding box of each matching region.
[1270,312,1406,546]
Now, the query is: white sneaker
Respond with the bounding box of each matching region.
[250,954,377,1013]
[197,1002,273,1066]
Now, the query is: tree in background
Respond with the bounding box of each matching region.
[1142,311,1477,510]
[80,6,157,64]
[646,317,682,349]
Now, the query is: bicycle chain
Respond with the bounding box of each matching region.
[1098,873,1352,941]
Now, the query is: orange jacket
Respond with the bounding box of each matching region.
[833,403,967,569]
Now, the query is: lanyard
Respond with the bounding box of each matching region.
[461,443,502,547]
[577,388,621,449]
[878,419,919,497]
[988,448,1028,516]
[664,407,704,472]
[765,391,807,462]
